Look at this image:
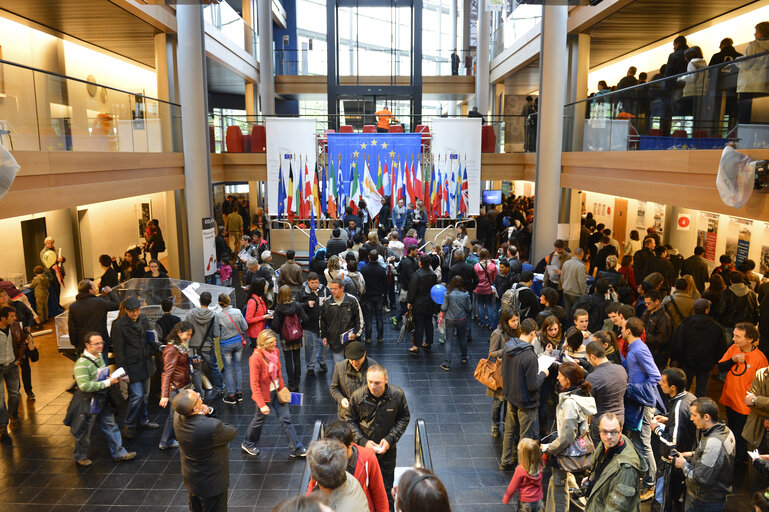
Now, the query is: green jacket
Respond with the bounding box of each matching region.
[585,435,647,512]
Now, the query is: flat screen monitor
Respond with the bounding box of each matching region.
[482,190,502,205]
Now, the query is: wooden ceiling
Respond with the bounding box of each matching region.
[587,0,760,68]
[0,0,161,68]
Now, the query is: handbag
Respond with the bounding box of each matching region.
[474,354,502,390]
[276,385,291,404]
[555,423,595,473]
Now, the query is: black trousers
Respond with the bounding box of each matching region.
[377,446,397,510]
[726,406,748,466]
[364,296,385,340]
[283,348,301,388]
[189,491,227,512]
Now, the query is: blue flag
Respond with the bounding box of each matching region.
[277,162,286,218]
[309,207,317,260]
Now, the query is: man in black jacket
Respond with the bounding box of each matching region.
[643,246,676,296]
[680,247,710,294]
[360,251,388,344]
[407,255,438,355]
[67,279,120,360]
[499,318,549,471]
[320,278,364,366]
[449,249,479,342]
[326,228,347,259]
[394,244,418,328]
[346,364,410,507]
[329,341,378,420]
[633,237,656,283]
[652,368,696,512]
[642,290,673,371]
[670,299,727,397]
[510,271,541,321]
[112,297,160,439]
[297,273,331,375]
[173,389,238,512]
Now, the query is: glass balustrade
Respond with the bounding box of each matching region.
[203,1,258,58]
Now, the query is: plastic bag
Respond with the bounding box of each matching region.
[716,145,755,208]
[0,142,20,201]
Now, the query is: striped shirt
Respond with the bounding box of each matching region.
[73,352,111,393]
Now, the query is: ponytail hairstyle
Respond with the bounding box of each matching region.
[558,361,592,396]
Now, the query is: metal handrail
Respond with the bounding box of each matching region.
[298,420,324,496]
[418,218,477,253]
[414,419,432,471]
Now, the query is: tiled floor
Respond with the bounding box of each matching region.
[0,316,756,511]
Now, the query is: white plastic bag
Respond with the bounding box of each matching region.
[0,142,20,201]
[716,145,755,208]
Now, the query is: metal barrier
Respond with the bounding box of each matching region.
[414,419,433,471]
[297,420,325,496]
[419,218,477,253]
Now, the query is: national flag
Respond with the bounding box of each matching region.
[449,162,457,218]
[376,157,384,195]
[297,160,306,219]
[383,159,391,204]
[362,159,383,218]
[394,159,403,203]
[414,156,423,202]
[305,161,314,217]
[328,157,338,219]
[277,160,286,218]
[460,165,469,217]
[312,162,321,216]
[404,158,413,206]
[309,206,318,259]
[320,162,327,215]
[443,167,450,217]
[287,160,295,221]
[456,163,463,218]
[429,162,438,220]
[349,160,360,213]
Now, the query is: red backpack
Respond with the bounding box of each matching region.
[281,313,303,342]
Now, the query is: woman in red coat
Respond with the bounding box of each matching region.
[241,329,306,458]
[158,320,193,450]
[245,280,272,348]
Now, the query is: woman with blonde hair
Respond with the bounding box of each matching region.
[242,328,307,458]
[324,255,343,284]
[681,274,701,300]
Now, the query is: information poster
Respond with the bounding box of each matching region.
[202,217,216,277]
[728,218,753,264]
[265,118,317,216]
[697,213,719,262]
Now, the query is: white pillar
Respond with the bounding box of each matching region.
[257,0,275,115]
[532,5,568,262]
[475,0,490,115]
[177,5,214,282]
[450,0,458,56]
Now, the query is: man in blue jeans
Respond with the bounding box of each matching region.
[674,397,736,512]
[111,297,160,439]
[296,273,330,375]
[0,306,22,439]
[187,292,225,400]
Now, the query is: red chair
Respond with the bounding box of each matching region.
[250,125,266,152]
[362,125,377,133]
[415,124,430,152]
[648,128,663,137]
[672,129,688,138]
[692,130,708,138]
[339,125,354,133]
[388,125,404,133]
[225,125,244,152]
[481,125,496,153]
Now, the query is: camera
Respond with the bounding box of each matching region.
[569,479,591,498]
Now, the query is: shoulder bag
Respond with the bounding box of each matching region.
[555,405,595,473]
[474,353,503,390]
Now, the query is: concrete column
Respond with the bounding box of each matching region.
[243,0,256,57]
[257,0,275,115]
[567,33,590,152]
[450,0,458,55]
[154,33,178,153]
[462,0,471,56]
[475,0,490,115]
[177,5,214,282]
[532,5,568,262]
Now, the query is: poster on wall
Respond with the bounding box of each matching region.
[653,203,665,235]
[202,217,217,277]
[726,218,753,264]
[137,202,150,239]
[697,213,719,262]
[265,118,317,216]
[761,223,769,273]
[636,202,646,229]
[431,118,482,215]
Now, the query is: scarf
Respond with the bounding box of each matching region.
[261,347,280,383]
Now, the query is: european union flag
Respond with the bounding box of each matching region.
[328,133,421,204]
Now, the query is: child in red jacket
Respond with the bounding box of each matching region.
[503,438,543,511]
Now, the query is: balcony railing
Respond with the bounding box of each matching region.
[203,1,257,58]
[208,113,529,154]
[563,50,769,152]
[0,59,182,153]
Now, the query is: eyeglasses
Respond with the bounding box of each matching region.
[599,429,621,436]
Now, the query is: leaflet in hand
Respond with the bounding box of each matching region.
[341,328,354,345]
[110,367,126,379]
[290,392,303,406]
[538,355,556,374]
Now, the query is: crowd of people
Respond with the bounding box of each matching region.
[590,22,769,135]
[3,188,769,512]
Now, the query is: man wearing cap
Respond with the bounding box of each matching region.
[111,297,160,439]
[670,298,727,398]
[173,388,238,512]
[329,341,378,421]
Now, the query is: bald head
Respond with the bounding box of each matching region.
[172,389,199,416]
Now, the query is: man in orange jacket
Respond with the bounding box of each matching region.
[307,420,389,512]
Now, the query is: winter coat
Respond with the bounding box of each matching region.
[573,293,610,333]
[277,261,303,294]
[654,391,696,454]
[245,295,270,338]
[360,262,387,300]
[681,255,709,294]
[641,307,673,364]
[249,347,284,408]
[347,383,410,449]
[544,389,597,456]
[535,305,568,329]
[585,435,647,512]
[743,367,769,448]
[160,344,191,398]
[329,356,378,420]
[320,294,364,353]
[441,288,472,321]
[187,307,221,350]
[111,313,157,382]
[326,237,348,258]
[486,328,513,400]
[448,261,479,292]
[474,261,497,295]
[670,314,727,373]
[396,256,418,291]
[716,282,759,327]
[682,58,707,97]
[407,268,438,316]
[296,282,330,334]
[216,306,247,342]
[661,291,694,331]
[271,302,308,351]
[67,291,120,351]
[501,339,547,409]
[682,422,736,502]
[738,38,769,94]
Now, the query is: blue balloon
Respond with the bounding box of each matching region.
[430,284,447,304]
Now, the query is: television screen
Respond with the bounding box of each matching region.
[482,190,502,205]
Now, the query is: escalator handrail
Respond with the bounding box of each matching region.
[298,419,324,495]
[414,419,433,472]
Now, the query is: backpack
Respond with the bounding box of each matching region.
[501,285,522,316]
[280,313,303,342]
